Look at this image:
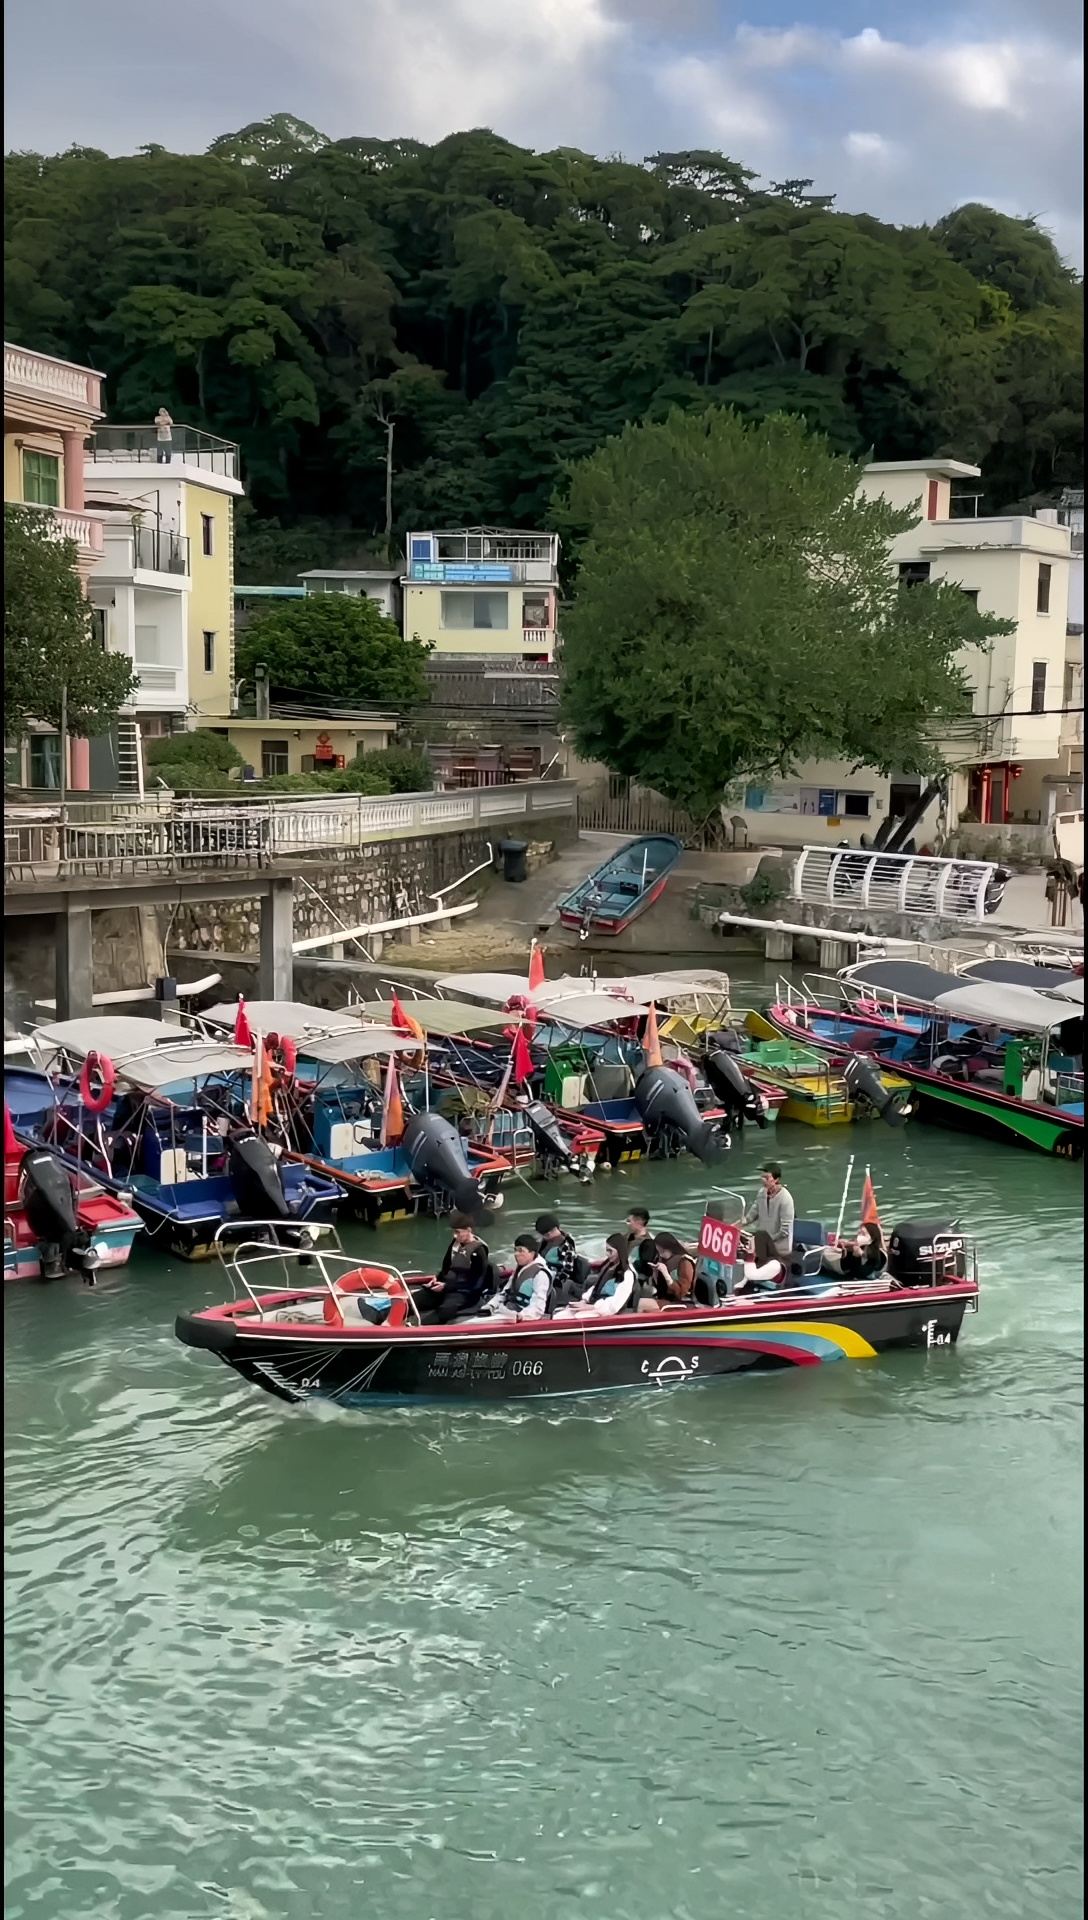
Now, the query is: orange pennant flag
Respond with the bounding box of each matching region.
[527,941,546,994]
[381,1050,405,1146]
[860,1169,881,1229]
[389,992,425,1053]
[644,1003,663,1069]
[256,1042,275,1129]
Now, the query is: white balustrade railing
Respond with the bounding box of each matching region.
[5,781,577,884]
[5,342,105,415]
[20,502,105,554]
[793,846,1010,923]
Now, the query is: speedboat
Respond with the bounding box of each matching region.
[175,1201,979,1409]
[9,1018,343,1259]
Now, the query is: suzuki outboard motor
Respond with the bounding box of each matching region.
[21,1147,94,1281]
[521,1100,594,1181]
[841,1055,912,1127]
[887,1218,967,1287]
[634,1065,722,1163]
[228,1128,292,1221]
[403,1111,491,1217]
[703,1048,767,1129]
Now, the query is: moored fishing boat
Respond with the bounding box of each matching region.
[557,835,684,938]
[175,1196,979,1409]
[3,1104,141,1281]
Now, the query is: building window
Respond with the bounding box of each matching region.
[960,588,979,608]
[22,449,60,507]
[440,590,509,631]
[29,735,62,789]
[203,630,216,672]
[261,739,289,777]
[842,792,871,818]
[5,743,24,787]
[1036,563,1051,614]
[201,513,215,557]
[898,562,931,589]
[1030,662,1047,714]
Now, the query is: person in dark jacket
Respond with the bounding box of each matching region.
[535,1212,587,1307]
[411,1214,492,1323]
[820,1221,886,1283]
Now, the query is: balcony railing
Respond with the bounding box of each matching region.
[132,663,184,699]
[4,342,105,418]
[89,425,240,480]
[133,526,189,575]
[20,501,104,557]
[522,627,555,650]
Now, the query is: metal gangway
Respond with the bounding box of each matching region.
[793,847,1007,923]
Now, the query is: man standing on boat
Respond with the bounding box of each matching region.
[744,1163,795,1268]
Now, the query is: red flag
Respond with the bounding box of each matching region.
[389,992,412,1032]
[381,1051,405,1146]
[860,1170,881,1229]
[4,1105,20,1159]
[234,997,252,1048]
[510,1025,535,1086]
[644,1003,663,1069]
[527,941,546,993]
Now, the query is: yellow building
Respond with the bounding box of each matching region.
[402,528,559,661]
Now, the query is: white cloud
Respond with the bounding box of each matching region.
[843,131,896,164]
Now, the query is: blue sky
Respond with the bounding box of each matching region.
[5,0,1083,265]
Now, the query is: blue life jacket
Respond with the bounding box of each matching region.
[501,1258,554,1315]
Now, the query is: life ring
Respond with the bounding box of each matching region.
[79,1051,115,1113]
[267,1034,298,1082]
[323,1267,411,1327]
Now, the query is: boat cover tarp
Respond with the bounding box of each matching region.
[929,980,1075,1032]
[839,959,958,1002]
[957,959,1074,989]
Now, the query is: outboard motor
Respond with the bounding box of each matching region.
[841,1054,912,1127]
[21,1147,95,1282]
[704,1048,768,1129]
[520,1100,594,1182]
[403,1111,493,1217]
[228,1127,292,1221]
[634,1065,722,1163]
[887,1218,967,1287]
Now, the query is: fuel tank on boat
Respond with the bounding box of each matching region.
[634,1065,722,1162]
[841,1054,912,1127]
[703,1048,768,1127]
[228,1129,292,1220]
[20,1147,94,1279]
[402,1111,490,1217]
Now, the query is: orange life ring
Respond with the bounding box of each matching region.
[79,1051,116,1113]
[322,1267,410,1327]
[266,1034,297,1082]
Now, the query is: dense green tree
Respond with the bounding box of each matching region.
[559,408,1013,817]
[4,126,1081,544]
[4,505,136,740]
[236,595,430,708]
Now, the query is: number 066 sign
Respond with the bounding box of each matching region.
[698,1215,740,1266]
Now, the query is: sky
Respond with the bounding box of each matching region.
[4,0,1083,266]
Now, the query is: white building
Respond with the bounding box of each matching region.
[735,457,1074,847]
[299,567,401,623]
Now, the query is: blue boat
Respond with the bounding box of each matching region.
[557,835,684,938]
[7,1019,344,1259]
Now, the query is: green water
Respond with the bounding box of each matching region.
[5,973,1084,1920]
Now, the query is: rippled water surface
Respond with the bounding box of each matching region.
[5,988,1083,1919]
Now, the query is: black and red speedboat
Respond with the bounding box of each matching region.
[175,1209,978,1410]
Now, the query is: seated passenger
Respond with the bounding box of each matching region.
[410,1214,492,1324]
[734,1229,787,1292]
[535,1212,587,1308]
[820,1221,886,1283]
[556,1232,636,1318]
[484,1233,553,1322]
[649,1231,697,1307]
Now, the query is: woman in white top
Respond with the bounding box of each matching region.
[555,1232,636,1318]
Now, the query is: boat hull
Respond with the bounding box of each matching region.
[177,1283,977,1408]
[556,834,684,936]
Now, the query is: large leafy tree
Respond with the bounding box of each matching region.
[559,408,1013,818]
[4,505,136,740]
[236,595,430,709]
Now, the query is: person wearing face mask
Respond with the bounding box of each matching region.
[821,1220,886,1283]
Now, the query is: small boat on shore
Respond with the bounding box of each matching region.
[557,835,683,938]
[175,1197,979,1410]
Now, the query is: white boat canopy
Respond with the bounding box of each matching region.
[932,980,1078,1033]
[347,999,511,1036]
[33,1016,214,1060]
[1045,976,1084,1007]
[202,1001,421,1062]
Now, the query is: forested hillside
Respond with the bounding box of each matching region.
[6,117,1082,576]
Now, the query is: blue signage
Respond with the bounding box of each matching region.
[409,562,514,583]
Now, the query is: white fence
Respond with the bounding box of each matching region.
[4,781,577,884]
[793,846,1009,923]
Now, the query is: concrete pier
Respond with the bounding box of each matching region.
[55,904,94,1020]
[258,879,294,1001]
[818,936,853,971]
[764,930,795,962]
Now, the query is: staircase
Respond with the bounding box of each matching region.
[115,718,144,797]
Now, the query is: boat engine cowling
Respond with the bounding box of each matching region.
[634,1065,722,1163]
[841,1054,912,1128]
[403,1111,492,1217]
[20,1147,94,1280]
[887,1218,967,1287]
[703,1048,767,1128]
[520,1100,594,1181]
[228,1129,292,1221]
